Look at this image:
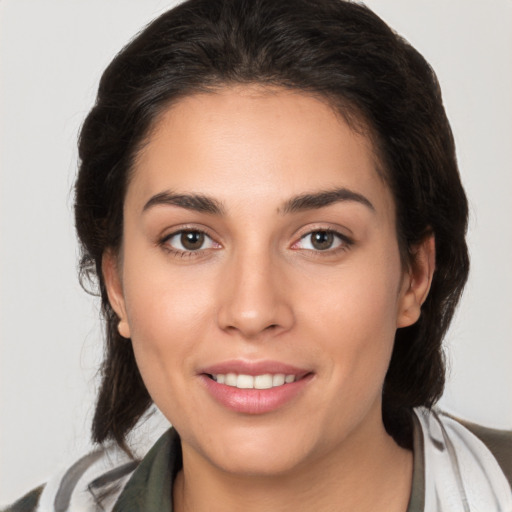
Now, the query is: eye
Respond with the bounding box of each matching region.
[294,230,350,251]
[162,230,218,253]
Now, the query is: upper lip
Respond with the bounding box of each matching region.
[199,359,311,377]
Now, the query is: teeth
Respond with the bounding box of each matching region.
[254,374,273,389]
[237,374,254,389]
[225,373,237,386]
[272,374,285,386]
[211,373,297,389]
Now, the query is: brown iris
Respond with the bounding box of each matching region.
[181,231,205,250]
[310,231,335,250]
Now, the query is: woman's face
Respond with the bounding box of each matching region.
[105,86,429,476]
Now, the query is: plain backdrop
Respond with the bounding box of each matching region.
[1,0,511,504]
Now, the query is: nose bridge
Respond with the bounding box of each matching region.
[217,243,293,338]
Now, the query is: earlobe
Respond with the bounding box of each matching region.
[102,250,131,339]
[397,234,436,328]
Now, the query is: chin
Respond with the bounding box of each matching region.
[212,446,310,477]
[190,421,322,477]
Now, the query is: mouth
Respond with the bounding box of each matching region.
[206,372,301,389]
[199,361,313,414]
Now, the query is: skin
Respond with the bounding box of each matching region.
[104,86,435,512]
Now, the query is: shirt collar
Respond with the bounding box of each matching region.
[113,428,181,512]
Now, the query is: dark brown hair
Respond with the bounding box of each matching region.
[75,0,469,453]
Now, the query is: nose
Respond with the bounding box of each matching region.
[216,250,295,339]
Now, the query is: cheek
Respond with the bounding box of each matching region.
[122,267,219,423]
[120,248,217,387]
[302,245,403,377]
[122,237,214,331]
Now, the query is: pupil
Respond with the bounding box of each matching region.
[181,231,204,250]
[312,231,333,250]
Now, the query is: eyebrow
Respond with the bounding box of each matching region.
[142,187,374,216]
[281,188,375,214]
[143,191,225,215]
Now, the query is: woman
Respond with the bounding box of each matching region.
[4,0,511,511]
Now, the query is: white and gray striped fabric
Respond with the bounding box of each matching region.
[416,408,512,512]
[35,446,135,511]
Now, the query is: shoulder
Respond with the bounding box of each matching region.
[2,446,138,512]
[453,414,512,487]
[413,407,512,510]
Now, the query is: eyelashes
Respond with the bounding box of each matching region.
[159,229,220,258]
[163,230,219,252]
[292,229,352,252]
[159,227,353,259]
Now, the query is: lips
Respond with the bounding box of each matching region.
[199,360,313,414]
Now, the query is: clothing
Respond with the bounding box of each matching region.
[4,408,512,512]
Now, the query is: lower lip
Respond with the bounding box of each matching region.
[200,374,313,414]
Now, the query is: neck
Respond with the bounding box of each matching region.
[173,410,413,512]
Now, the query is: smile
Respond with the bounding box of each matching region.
[200,362,313,414]
[209,373,297,389]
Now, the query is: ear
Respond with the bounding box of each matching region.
[102,249,131,339]
[397,234,436,328]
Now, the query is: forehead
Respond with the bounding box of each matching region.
[128,86,393,215]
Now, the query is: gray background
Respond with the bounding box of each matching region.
[1,0,511,504]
